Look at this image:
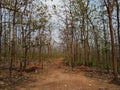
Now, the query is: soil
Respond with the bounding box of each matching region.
[15,58,120,90]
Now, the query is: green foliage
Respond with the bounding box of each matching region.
[63,58,69,66]
[102,46,110,52]
[41,18,48,23]
[88,61,96,67]
[75,60,83,66]
[117,63,120,73]
[32,20,38,29]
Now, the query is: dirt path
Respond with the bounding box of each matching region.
[16,58,120,90]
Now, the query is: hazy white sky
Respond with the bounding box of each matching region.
[37,0,100,43]
[44,0,64,43]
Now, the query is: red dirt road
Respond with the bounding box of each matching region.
[16,58,120,90]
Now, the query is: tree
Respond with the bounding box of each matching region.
[9,0,18,77]
[104,0,118,80]
[0,1,2,62]
[115,0,120,62]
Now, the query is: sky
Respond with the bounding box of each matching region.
[43,0,64,43]
[37,0,100,43]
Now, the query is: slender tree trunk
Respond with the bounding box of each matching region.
[4,13,7,64]
[88,18,100,68]
[24,45,28,69]
[9,0,17,77]
[86,29,90,66]
[102,16,109,73]
[8,11,11,65]
[0,1,2,62]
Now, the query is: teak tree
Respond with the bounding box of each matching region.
[115,0,120,61]
[9,0,18,77]
[0,1,2,62]
[104,0,118,80]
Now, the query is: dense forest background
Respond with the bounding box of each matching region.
[0,0,120,85]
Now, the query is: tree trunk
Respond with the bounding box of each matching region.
[9,0,17,77]
[115,0,120,62]
[106,1,118,80]
[108,10,118,80]
[0,1,2,62]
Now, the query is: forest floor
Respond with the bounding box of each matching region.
[15,58,120,90]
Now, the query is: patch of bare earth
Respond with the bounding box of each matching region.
[16,58,120,90]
